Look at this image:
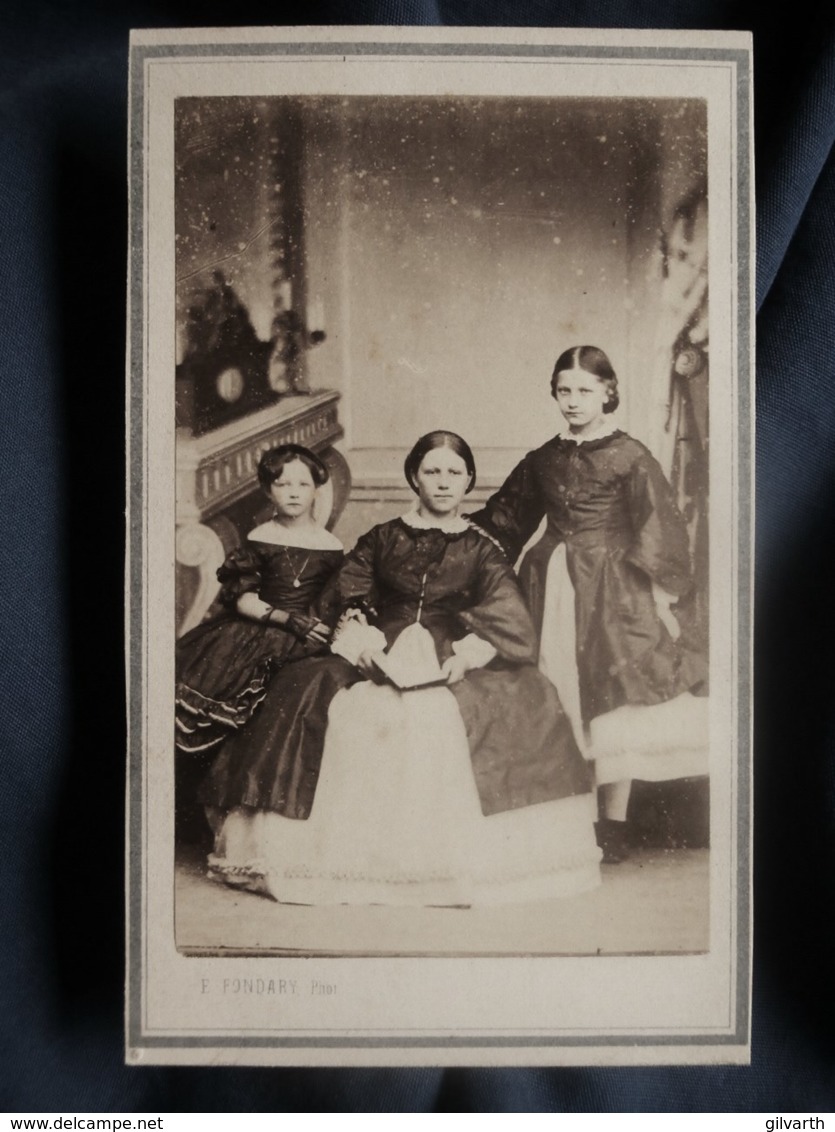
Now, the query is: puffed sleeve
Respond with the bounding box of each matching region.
[624,449,694,597]
[216,546,263,606]
[456,536,539,664]
[314,527,380,625]
[468,453,545,562]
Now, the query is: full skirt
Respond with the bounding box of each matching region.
[208,630,601,906]
[176,615,316,753]
[537,543,709,784]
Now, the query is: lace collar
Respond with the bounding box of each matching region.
[400,507,469,534]
[558,419,621,446]
[247,520,343,551]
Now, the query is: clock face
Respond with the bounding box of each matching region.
[216,367,245,403]
[176,338,276,435]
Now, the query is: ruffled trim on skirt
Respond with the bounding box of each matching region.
[175,662,272,752]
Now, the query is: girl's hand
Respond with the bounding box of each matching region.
[652,583,681,640]
[356,649,387,682]
[305,620,332,645]
[284,613,320,641]
[441,654,471,685]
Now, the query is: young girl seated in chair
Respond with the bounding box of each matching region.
[175,444,343,753]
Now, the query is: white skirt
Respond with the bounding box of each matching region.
[209,625,602,906]
[537,543,709,785]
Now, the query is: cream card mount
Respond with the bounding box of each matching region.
[127,25,753,1067]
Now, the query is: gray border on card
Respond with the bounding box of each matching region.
[127,36,752,1054]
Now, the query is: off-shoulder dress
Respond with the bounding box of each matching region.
[175,527,343,754]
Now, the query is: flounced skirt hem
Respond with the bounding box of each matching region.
[175,668,271,753]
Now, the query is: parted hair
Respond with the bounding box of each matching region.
[404,430,477,494]
[550,345,620,414]
[257,444,329,490]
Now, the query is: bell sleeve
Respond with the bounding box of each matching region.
[456,536,539,665]
[624,449,694,598]
[314,527,380,626]
[468,453,545,562]
[216,546,263,606]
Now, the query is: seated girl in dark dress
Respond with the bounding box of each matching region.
[175,444,343,754]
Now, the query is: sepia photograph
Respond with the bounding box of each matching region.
[128,26,752,1066]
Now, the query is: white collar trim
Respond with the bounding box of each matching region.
[247,521,343,550]
[560,419,620,445]
[400,507,469,533]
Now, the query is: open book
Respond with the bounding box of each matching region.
[370,649,449,691]
[331,614,449,688]
[368,621,450,690]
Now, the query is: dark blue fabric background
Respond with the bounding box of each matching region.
[1,0,833,1113]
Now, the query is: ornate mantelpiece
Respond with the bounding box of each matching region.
[175,390,349,636]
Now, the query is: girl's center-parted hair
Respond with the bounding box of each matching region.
[404,430,477,494]
[257,444,330,490]
[550,345,620,414]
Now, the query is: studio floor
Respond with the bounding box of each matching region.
[175,840,710,957]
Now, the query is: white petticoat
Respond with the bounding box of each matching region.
[209,624,602,906]
[536,542,709,785]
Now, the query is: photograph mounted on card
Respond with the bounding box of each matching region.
[127,25,753,1066]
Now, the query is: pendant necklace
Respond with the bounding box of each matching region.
[282,544,312,588]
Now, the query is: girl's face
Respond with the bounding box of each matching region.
[553,368,610,435]
[269,459,317,521]
[414,446,471,518]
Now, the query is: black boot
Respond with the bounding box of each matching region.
[595,819,631,864]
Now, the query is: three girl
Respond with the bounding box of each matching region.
[181,341,707,899]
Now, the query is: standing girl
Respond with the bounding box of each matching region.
[175,444,343,753]
[471,346,708,862]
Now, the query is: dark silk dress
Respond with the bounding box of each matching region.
[471,431,707,726]
[202,517,591,822]
[175,540,343,753]
[318,517,592,815]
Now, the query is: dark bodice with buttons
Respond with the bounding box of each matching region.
[316,518,538,665]
[530,434,639,547]
[470,431,704,719]
[471,431,693,591]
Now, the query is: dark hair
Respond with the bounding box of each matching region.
[404,430,477,494]
[257,444,329,490]
[550,345,620,414]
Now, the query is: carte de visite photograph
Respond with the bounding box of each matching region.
[127,25,753,1067]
